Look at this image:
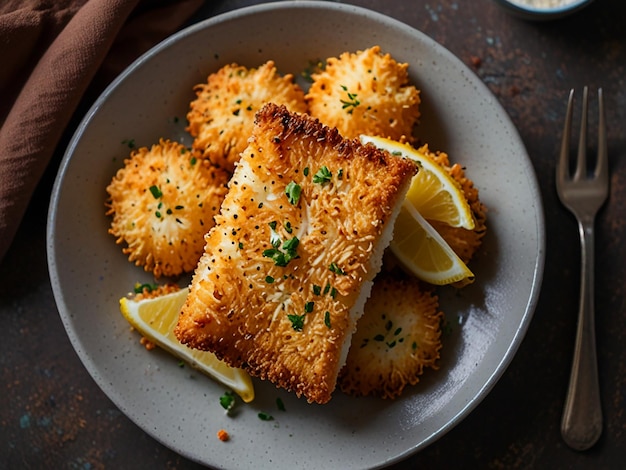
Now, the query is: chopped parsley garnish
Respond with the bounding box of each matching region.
[263,236,299,267]
[313,285,322,296]
[219,391,236,414]
[362,313,407,349]
[303,167,310,177]
[339,85,361,113]
[122,138,135,149]
[337,168,344,180]
[149,185,163,199]
[313,166,332,185]
[301,59,325,82]
[133,282,159,294]
[276,397,286,412]
[324,311,332,329]
[284,221,293,234]
[265,275,275,284]
[287,313,305,331]
[304,301,314,313]
[258,411,274,421]
[285,181,302,205]
[329,262,345,275]
[282,237,299,252]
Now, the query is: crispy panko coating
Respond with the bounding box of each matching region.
[339,274,443,399]
[106,138,229,278]
[175,103,417,404]
[186,60,307,173]
[420,144,487,265]
[306,46,420,141]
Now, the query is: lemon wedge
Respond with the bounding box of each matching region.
[119,287,255,402]
[360,135,475,285]
[392,202,475,285]
[360,135,475,230]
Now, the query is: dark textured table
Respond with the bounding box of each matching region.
[2,0,625,468]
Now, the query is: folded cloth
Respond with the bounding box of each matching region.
[0,0,203,263]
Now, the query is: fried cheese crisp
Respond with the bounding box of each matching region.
[187,60,307,173]
[175,103,418,404]
[106,139,229,278]
[339,274,443,399]
[306,46,420,142]
[422,145,487,265]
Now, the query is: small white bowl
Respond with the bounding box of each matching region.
[494,0,595,20]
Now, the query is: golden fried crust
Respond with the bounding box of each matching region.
[422,145,487,265]
[306,46,420,141]
[186,61,307,173]
[175,103,417,404]
[106,139,229,278]
[339,274,443,399]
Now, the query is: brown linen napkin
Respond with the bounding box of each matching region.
[0,0,203,263]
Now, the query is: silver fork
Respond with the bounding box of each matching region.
[556,86,608,451]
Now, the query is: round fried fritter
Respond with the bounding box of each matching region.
[106,138,229,278]
[339,274,443,399]
[186,60,307,173]
[420,144,487,265]
[306,46,420,141]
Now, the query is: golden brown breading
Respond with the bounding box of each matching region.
[306,46,420,141]
[339,274,443,399]
[106,139,229,278]
[422,144,487,265]
[174,103,417,404]
[186,61,307,173]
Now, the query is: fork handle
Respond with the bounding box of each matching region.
[561,219,603,450]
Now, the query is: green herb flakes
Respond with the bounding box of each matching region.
[276,397,286,412]
[258,411,274,421]
[133,282,159,294]
[329,262,345,275]
[324,311,332,329]
[287,313,305,331]
[285,181,302,205]
[149,185,163,199]
[339,85,361,113]
[219,391,235,414]
[313,166,332,185]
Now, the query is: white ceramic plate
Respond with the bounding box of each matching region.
[47,2,545,468]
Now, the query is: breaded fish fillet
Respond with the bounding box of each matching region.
[175,103,417,404]
[106,139,229,278]
[306,46,420,142]
[339,273,443,399]
[187,61,307,173]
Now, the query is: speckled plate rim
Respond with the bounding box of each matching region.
[47,2,545,468]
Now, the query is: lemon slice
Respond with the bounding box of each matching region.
[360,135,475,230]
[119,287,255,402]
[392,202,475,285]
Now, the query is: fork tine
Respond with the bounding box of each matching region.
[595,88,608,181]
[573,86,589,181]
[558,89,575,183]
